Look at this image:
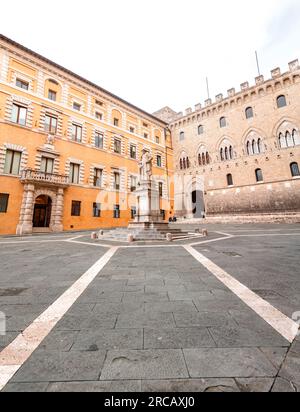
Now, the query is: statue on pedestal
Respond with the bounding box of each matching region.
[139,150,153,182]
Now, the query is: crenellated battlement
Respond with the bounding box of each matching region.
[171,59,300,125]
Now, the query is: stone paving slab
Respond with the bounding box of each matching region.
[11,350,106,383]
[46,380,142,392]
[144,328,215,349]
[100,349,189,380]
[183,348,278,378]
[115,311,176,329]
[71,329,143,351]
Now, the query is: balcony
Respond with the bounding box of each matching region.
[20,169,69,188]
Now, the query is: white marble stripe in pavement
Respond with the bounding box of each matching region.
[184,245,299,344]
[0,246,118,391]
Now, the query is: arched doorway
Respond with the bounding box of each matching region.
[192,190,205,218]
[33,195,52,228]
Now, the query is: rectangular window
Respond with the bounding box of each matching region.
[69,163,80,184]
[130,127,135,133]
[160,209,166,221]
[159,182,163,197]
[40,157,54,174]
[44,114,57,134]
[114,138,121,154]
[114,204,120,219]
[179,131,185,141]
[71,201,81,216]
[131,206,136,219]
[95,132,104,149]
[0,194,9,213]
[95,112,103,120]
[16,79,29,90]
[93,202,101,218]
[72,124,82,142]
[156,136,160,144]
[113,118,119,127]
[157,155,162,167]
[95,99,103,106]
[73,102,81,111]
[143,122,148,128]
[48,89,57,101]
[114,172,120,190]
[130,144,137,159]
[4,150,21,175]
[93,168,102,187]
[11,103,27,126]
[144,133,148,139]
[130,176,137,192]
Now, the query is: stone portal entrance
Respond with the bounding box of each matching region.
[192,190,205,219]
[33,195,52,229]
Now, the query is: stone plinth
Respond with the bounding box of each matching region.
[134,180,162,224]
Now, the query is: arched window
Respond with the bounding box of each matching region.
[180,159,183,170]
[245,107,254,119]
[279,133,287,148]
[229,146,233,160]
[227,174,233,186]
[183,158,186,169]
[220,117,226,128]
[186,157,190,168]
[206,152,210,164]
[293,129,300,146]
[277,95,287,108]
[255,169,263,182]
[198,154,202,166]
[290,162,300,177]
[225,147,228,160]
[179,131,185,141]
[220,148,224,161]
[247,141,252,155]
[198,125,204,135]
[202,153,206,165]
[286,132,295,147]
[257,138,263,153]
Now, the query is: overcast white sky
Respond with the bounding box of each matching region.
[1,0,300,113]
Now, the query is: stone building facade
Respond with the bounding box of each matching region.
[165,62,300,221]
[0,35,174,235]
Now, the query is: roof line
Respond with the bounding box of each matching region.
[0,34,167,126]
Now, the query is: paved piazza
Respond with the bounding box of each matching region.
[0,224,300,392]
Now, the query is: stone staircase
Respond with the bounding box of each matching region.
[99,227,198,242]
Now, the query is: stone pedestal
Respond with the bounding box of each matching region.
[133,180,162,224]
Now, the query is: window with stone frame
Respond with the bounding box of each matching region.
[11,103,27,126]
[114,138,122,154]
[95,132,104,149]
[48,89,57,101]
[291,162,300,177]
[4,150,22,175]
[255,168,264,182]
[44,114,58,134]
[93,168,103,187]
[245,107,254,119]
[40,157,54,174]
[72,124,82,142]
[157,155,162,167]
[227,173,234,186]
[114,172,120,190]
[16,79,29,90]
[131,206,136,219]
[69,163,80,184]
[130,176,137,192]
[277,95,287,109]
[159,182,163,197]
[130,144,137,159]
